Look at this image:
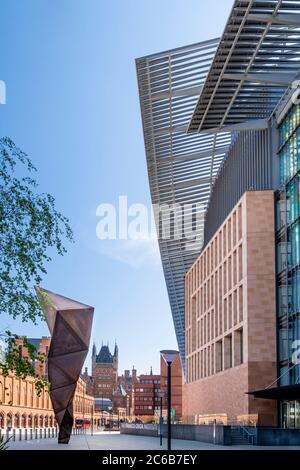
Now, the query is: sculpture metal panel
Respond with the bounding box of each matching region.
[35,287,94,444]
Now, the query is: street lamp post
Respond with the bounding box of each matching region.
[101,393,104,427]
[160,350,179,452]
[167,361,171,450]
[159,395,163,446]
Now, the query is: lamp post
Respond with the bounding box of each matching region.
[160,350,179,451]
[157,392,164,447]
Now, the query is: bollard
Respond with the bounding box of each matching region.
[30,428,33,440]
[52,428,54,438]
[19,428,22,441]
[40,428,42,439]
[12,429,15,441]
[35,428,38,439]
[44,428,46,439]
[25,429,27,440]
[48,428,50,438]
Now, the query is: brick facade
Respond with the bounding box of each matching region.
[160,354,183,421]
[0,374,98,429]
[91,344,118,400]
[134,374,161,420]
[184,191,277,426]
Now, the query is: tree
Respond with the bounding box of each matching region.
[0,136,74,388]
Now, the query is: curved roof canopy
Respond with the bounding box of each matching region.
[136,39,231,365]
[188,0,300,133]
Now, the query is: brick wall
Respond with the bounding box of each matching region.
[184,191,277,426]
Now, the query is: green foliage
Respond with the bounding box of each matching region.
[0,434,11,451]
[0,136,74,391]
[0,136,73,323]
[0,332,49,395]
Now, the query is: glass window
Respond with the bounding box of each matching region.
[279,326,288,361]
[276,192,285,231]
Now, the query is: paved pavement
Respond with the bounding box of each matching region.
[6,431,300,450]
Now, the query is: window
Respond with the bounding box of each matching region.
[224,334,232,370]
[215,340,223,373]
[234,328,243,366]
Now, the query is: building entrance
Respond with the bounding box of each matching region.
[281,401,300,428]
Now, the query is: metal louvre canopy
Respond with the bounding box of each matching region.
[188,0,300,133]
[136,40,232,367]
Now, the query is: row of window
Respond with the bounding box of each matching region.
[277,177,300,231]
[279,103,300,149]
[135,387,161,393]
[277,268,300,317]
[135,406,153,411]
[277,104,300,387]
[188,204,243,292]
[186,328,243,383]
[187,285,243,355]
[188,246,243,320]
[280,130,300,184]
[139,379,160,385]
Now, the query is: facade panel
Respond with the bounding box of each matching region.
[276,102,300,428]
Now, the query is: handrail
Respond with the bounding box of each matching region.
[239,426,256,445]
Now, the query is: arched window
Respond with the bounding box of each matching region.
[14,413,20,428]
[39,415,44,428]
[7,413,12,428]
[28,415,33,428]
[0,412,4,429]
[21,414,26,428]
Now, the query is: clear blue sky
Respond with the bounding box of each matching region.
[0,0,233,374]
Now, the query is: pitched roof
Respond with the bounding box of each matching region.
[96,345,114,364]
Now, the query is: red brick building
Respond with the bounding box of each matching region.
[16,336,51,377]
[89,342,118,400]
[134,370,161,419]
[118,368,137,416]
[184,191,277,426]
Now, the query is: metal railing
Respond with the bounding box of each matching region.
[0,427,85,442]
[233,426,257,445]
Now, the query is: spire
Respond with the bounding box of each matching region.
[92,342,97,357]
[150,366,153,375]
[114,340,118,358]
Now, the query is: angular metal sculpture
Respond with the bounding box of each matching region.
[35,287,94,444]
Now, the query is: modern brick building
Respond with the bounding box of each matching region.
[134,371,161,420]
[184,191,277,425]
